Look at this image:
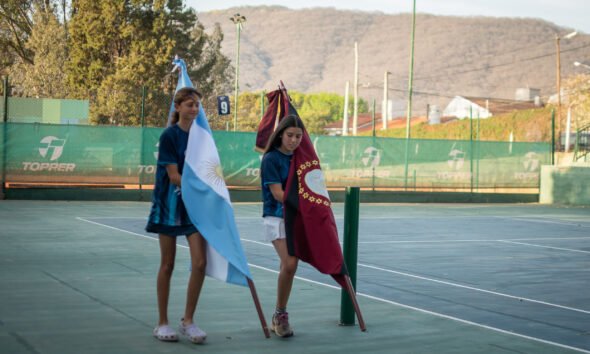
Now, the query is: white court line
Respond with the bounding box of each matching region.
[359,239,490,244]
[76,217,157,241]
[493,216,590,228]
[241,238,271,247]
[86,215,589,220]
[82,216,265,219]
[358,263,590,315]
[76,217,590,354]
[352,291,590,354]
[358,236,590,244]
[84,215,590,228]
[77,216,147,219]
[498,240,590,254]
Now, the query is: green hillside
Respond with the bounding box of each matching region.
[370,107,556,142]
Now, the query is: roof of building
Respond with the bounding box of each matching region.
[462,96,541,115]
[324,113,429,134]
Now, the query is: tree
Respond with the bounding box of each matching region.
[213,91,369,133]
[9,4,69,98]
[67,0,233,125]
[1,0,67,75]
[291,92,368,134]
[89,1,176,125]
[563,74,590,129]
[189,22,234,124]
[0,0,35,72]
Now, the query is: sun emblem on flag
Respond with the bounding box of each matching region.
[296,159,330,207]
[204,160,226,188]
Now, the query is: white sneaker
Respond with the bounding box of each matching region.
[271,312,294,337]
[153,324,178,342]
[179,320,207,344]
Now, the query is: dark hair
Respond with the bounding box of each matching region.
[170,87,203,124]
[264,114,305,154]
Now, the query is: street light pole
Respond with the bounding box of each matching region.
[555,31,577,158]
[230,13,246,132]
[382,71,390,130]
[353,41,359,136]
[556,34,562,149]
[343,81,350,136]
[405,0,417,139]
[403,0,417,190]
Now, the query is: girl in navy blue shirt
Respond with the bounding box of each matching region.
[146,87,207,344]
[260,114,304,337]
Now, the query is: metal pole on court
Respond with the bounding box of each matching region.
[340,186,360,325]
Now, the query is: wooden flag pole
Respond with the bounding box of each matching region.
[344,275,366,332]
[247,278,271,338]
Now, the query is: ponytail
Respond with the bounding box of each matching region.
[171,111,180,125]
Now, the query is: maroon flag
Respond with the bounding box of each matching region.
[255,90,281,152]
[256,85,347,287]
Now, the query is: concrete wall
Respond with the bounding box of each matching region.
[540,164,590,205]
[0,97,89,124]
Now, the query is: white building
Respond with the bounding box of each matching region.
[443,96,541,120]
[442,96,492,119]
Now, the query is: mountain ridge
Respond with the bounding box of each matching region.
[198,6,590,114]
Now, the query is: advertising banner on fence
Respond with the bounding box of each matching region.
[2,123,549,189]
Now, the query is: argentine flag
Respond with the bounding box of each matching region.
[167,57,194,127]
[173,57,252,286]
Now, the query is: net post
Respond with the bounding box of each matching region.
[340,186,360,325]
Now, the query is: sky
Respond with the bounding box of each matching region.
[186,0,589,34]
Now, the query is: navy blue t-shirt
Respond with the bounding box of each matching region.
[260,148,293,218]
[146,124,195,233]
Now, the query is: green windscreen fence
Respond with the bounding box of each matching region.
[0,122,549,189]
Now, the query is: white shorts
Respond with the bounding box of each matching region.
[263,216,286,242]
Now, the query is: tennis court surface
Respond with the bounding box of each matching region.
[1,200,588,354]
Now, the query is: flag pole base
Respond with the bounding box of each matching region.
[344,275,367,332]
[247,278,271,338]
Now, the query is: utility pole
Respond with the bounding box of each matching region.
[382,71,390,130]
[405,0,417,139]
[403,0,417,190]
[556,34,562,152]
[343,81,350,136]
[353,42,359,136]
[230,13,246,132]
[554,31,577,160]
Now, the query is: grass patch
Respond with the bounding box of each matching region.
[368,107,555,142]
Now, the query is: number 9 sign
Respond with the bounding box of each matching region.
[217,96,230,115]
